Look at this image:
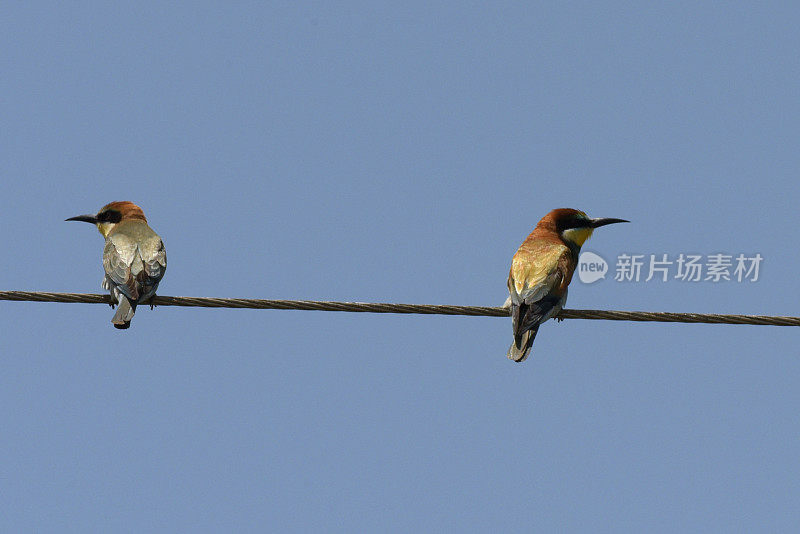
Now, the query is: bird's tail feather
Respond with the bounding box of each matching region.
[507,325,540,363]
[112,296,136,329]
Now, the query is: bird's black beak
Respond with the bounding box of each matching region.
[590,217,629,228]
[66,214,98,224]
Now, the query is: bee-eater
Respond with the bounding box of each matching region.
[67,201,166,329]
[506,208,627,362]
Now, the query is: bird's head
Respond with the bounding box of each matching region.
[540,208,628,248]
[66,201,147,237]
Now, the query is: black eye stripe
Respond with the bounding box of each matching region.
[96,210,122,223]
[558,216,589,231]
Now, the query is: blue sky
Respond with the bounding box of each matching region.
[2,2,799,531]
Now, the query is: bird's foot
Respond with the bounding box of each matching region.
[149,295,156,310]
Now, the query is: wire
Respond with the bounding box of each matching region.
[0,290,798,326]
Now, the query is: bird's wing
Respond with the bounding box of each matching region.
[508,241,569,302]
[103,233,140,301]
[139,235,166,283]
[507,241,570,337]
[127,235,166,302]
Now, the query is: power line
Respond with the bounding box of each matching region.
[1,290,798,326]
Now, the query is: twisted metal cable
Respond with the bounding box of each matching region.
[1,290,798,326]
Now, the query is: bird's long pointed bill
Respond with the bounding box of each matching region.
[66,214,98,224]
[590,217,629,228]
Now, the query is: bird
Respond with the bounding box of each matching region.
[67,201,166,329]
[506,208,627,362]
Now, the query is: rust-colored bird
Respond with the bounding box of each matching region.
[67,201,166,329]
[506,208,627,362]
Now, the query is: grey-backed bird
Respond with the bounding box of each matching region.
[67,201,166,329]
[506,208,628,362]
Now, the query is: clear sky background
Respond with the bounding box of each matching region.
[2,2,798,532]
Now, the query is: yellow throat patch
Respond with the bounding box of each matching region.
[561,227,593,247]
[96,222,115,238]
